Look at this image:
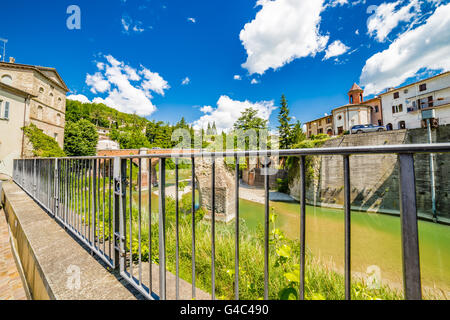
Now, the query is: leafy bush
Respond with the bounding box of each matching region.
[276,178,289,193]
[64,119,99,156]
[22,123,65,157]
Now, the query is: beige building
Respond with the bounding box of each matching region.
[305,115,333,138]
[0,58,68,177]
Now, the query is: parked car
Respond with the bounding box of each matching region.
[351,124,385,134]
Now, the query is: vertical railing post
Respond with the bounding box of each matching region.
[299,155,306,300]
[113,157,122,270]
[54,159,59,217]
[33,158,37,197]
[398,153,422,300]
[343,155,351,300]
[158,158,166,300]
[263,156,270,300]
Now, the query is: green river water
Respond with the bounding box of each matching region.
[138,190,450,296]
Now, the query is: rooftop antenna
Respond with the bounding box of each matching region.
[0,38,8,62]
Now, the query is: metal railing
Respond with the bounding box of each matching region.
[12,143,450,300]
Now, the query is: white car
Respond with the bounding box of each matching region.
[351,124,385,134]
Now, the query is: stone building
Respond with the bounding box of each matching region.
[305,83,382,137]
[332,84,381,135]
[0,58,68,176]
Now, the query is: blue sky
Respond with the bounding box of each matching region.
[1,0,449,131]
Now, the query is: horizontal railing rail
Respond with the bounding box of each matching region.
[12,143,450,300]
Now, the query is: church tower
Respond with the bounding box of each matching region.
[348,83,363,104]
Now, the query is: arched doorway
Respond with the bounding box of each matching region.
[327,128,333,136]
[398,121,406,129]
[386,123,393,131]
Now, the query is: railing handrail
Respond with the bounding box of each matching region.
[17,143,450,161]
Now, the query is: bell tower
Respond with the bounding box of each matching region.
[348,83,363,104]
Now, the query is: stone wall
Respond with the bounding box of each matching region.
[289,126,450,222]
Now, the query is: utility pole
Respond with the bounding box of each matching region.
[423,109,437,221]
[0,38,7,62]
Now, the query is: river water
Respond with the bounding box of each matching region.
[136,190,450,298]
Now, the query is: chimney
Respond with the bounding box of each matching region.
[9,57,15,63]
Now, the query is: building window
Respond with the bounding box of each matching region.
[404,89,409,94]
[378,120,382,126]
[50,93,54,105]
[327,117,332,124]
[39,87,44,93]
[398,121,406,129]
[350,96,353,104]
[374,106,379,113]
[54,133,58,140]
[386,123,393,131]
[338,115,342,120]
[318,128,323,134]
[392,104,403,114]
[393,92,399,99]
[56,113,61,126]
[4,102,9,119]
[37,106,44,120]
[1,75,12,85]
[419,83,427,92]
[428,96,433,108]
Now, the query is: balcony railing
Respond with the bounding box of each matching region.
[12,144,450,300]
[407,97,450,113]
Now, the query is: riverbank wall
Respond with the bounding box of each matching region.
[289,125,450,223]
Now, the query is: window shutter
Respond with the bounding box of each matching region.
[4,102,10,119]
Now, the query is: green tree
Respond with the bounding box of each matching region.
[64,119,99,156]
[277,95,293,150]
[233,107,268,132]
[291,120,306,145]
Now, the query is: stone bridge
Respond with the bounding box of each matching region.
[97,148,236,222]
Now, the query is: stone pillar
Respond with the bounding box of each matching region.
[195,157,236,223]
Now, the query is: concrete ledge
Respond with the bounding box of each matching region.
[1,181,138,300]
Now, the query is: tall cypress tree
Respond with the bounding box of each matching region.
[277,94,293,150]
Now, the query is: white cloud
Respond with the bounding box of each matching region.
[193,95,276,132]
[187,17,196,23]
[323,40,350,60]
[122,15,146,34]
[367,0,421,42]
[67,94,91,104]
[83,55,170,116]
[240,0,329,75]
[181,77,191,85]
[200,105,213,113]
[328,0,348,7]
[250,79,260,85]
[121,17,130,32]
[86,72,111,94]
[360,3,450,95]
[233,75,242,80]
[355,29,359,35]
[140,66,170,96]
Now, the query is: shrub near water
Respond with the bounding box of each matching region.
[127,193,401,300]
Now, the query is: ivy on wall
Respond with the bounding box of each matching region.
[22,123,66,158]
